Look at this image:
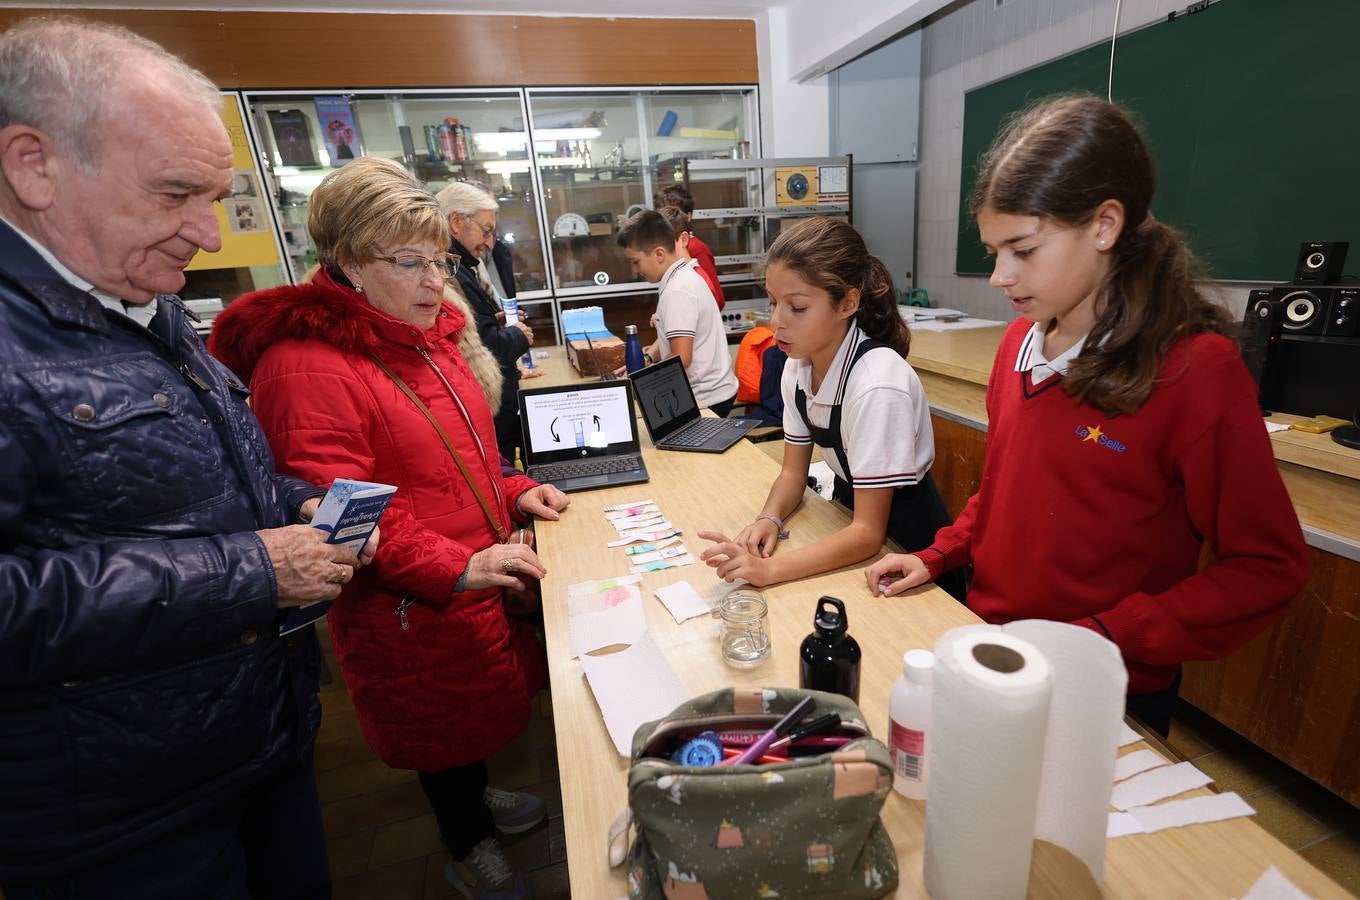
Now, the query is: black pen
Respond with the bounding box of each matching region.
[767,712,841,753]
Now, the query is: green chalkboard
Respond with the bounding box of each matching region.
[955,0,1360,282]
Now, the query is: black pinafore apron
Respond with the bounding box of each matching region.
[794,338,967,602]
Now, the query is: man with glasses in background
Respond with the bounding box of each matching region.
[437,181,533,461]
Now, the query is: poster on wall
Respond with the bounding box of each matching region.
[314,96,360,166]
[186,94,282,272]
[226,170,267,235]
[266,108,319,167]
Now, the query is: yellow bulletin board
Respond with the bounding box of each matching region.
[186,93,282,272]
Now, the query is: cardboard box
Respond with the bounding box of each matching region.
[567,335,626,376]
[561,306,626,376]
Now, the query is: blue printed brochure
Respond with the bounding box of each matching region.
[278,478,397,635]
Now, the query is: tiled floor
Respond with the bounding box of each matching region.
[1164,700,1360,896]
[314,624,570,900]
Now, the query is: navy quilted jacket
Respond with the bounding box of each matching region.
[0,222,324,879]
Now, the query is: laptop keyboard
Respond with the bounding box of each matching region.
[532,456,643,481]
[665,417,743,447]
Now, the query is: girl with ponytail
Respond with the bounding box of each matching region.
[699,217,962,598]
[867,95,1308,735]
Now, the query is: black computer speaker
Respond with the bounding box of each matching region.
[1240,290,1284,390]
[1293,241,1349,285]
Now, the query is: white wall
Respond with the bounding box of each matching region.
[915,0,1265,321]
[757,7,831,158]
[776,0,955,81]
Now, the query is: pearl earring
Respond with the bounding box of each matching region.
[355,284,364,293]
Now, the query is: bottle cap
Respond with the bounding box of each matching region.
[813,596,847,638]
[625,324,639,335]
[902,649,935,684]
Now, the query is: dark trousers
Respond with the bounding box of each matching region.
[1126,671,1183,738]
[494,406,523,464]
[708,396,736,419]
[418,760,494,859]
[2,757,331,900]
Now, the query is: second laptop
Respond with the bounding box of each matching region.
[630,356,761,452]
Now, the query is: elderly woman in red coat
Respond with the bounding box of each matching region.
[210,156,567,900]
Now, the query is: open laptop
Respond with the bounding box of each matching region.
[517,379,649,492]
[630,356,761,453]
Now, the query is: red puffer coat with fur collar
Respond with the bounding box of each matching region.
[209,268,545,771]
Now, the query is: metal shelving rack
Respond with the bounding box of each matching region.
[682,155,853,333]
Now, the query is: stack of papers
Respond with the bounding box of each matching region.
[899,306,1006,332]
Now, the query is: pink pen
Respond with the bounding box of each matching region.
[720,696,816,766]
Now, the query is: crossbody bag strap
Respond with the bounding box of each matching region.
[370,354,509,543]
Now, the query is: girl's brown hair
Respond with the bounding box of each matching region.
[970,94,1231,415]
[765,217,911,357]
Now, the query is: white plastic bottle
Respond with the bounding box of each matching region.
[888,649,935,799]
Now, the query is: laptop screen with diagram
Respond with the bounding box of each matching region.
[519,380,641,465]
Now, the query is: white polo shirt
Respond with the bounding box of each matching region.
[1014,320,1088,385]
[782,321,935,489]
[655,257,737,408]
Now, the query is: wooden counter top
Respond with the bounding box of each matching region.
[906,325,1006,387]
[533,428,1348,898]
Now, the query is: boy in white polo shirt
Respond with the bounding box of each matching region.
[617,210,738,415]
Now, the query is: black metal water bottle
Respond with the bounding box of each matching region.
[799,596,861,702]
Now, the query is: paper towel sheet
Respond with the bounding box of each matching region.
[1119,722,1143,747]
[1111,761,1213,810]
[1239,865,1314,900]
[1002,621,1128,882]
[1113,749,1167,782]
[1107,812,1144,838]
[566,575,646,658]
[580,634,689,756]
[1129,791,1255,833]
[654,581,711,623]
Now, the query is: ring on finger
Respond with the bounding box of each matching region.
[500,557,516,573]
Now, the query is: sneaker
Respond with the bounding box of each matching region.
[484,786,547,835]
[444,837,528,900]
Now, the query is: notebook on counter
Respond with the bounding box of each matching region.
[517,379,649,493]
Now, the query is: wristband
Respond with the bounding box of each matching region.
[755,513,789,540]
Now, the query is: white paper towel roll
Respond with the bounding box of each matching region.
[923,621,1128,899]
[924,627,1054,900]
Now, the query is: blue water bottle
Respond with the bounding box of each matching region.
[625,324,646,374]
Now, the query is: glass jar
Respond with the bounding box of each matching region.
[717,589,771,668]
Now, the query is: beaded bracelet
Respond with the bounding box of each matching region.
[756,513,790,540]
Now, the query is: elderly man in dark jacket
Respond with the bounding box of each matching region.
[436,180,532,461]
[0,18,369,899]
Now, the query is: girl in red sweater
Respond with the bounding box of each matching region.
[866,96,1309,734]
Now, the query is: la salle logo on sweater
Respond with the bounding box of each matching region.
[1075,424,1127,453]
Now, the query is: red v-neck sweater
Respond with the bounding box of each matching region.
[915,319,1309,694]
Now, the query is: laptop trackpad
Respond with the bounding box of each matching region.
[564,474,610,490]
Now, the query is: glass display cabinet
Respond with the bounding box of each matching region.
[236,85,758,344]
[527,88,760,303]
